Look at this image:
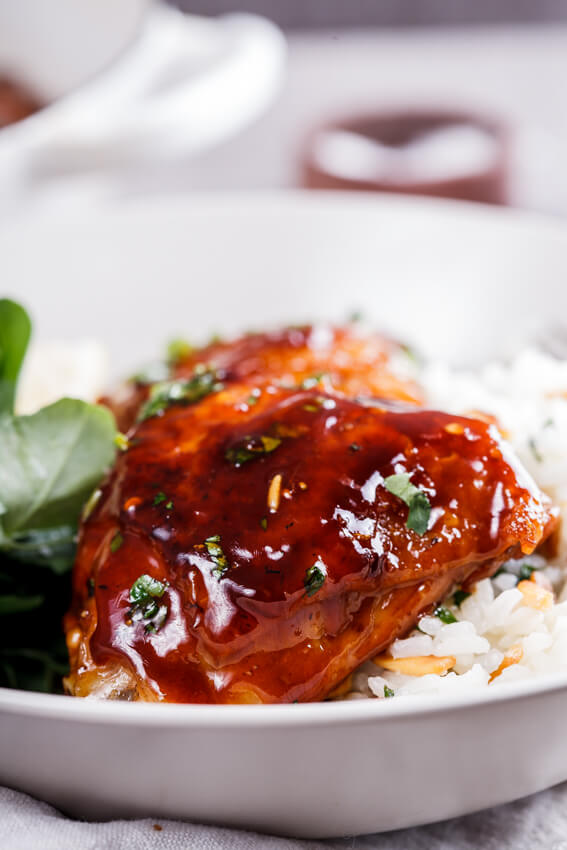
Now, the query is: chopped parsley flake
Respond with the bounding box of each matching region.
[166,338,194,365]
[518,563,535,581]
[304,561,327,597]
[128,574,168,632]
[205,534,231,580]
[165,500,173,510]
[153,491,167,506]
[452,589,470,607]
[138,368,223,421]
[225,434,282,466]
[260,517,268,531]
[384,473,431,536]
[110,532,124,553]
[114,432,130,452]
[434,606,457,625]
[383,685,395,698]
[301,373,327,390]
[528,437,543,463]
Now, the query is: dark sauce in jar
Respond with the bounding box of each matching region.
[301,109,509,205]
[0,75,42,129]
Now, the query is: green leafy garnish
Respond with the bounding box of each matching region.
[301,373,327,390]
[138,368,223,421]
[528,437,542,463]
[0,299,118,691]
[260,517,268,531]
[225,434,282,467]
[0,399,116,567]
[304,561,326,597]
[153,491,167,506]
[166,337,194,365]
[0,594,44,615]
[434,606,457,625]
[128,574,168,632]
[384,473,431,536]
[114,432,130,452]
[0,299,31,414]
[110,532,123,553]
[383,685,395,698]
[205,534,231,580]
[518,563,535,581]
[452,589,470,607]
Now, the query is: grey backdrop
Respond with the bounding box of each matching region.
[170,0,567,28]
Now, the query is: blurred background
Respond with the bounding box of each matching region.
[0,0,565,213]
[172,0,567,27]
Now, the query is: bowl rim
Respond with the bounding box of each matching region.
[2,668,567,728]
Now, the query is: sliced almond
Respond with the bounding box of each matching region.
[517,579,554,611]
[267,474,282,512]
[444,422,464,435]
[372,654,455,676]
[489,644,523,683]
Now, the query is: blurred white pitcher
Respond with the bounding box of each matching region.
[0,0,286,186]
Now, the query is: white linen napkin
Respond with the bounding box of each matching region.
[3,783,567,850]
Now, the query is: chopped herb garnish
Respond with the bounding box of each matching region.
[453,589,470,607]
[225,434,282,467]
[301,373,327,390]
[303,404,319,413]
[349,443,361,452]
[304,561,326,597]
[128,574,168,632]
[110,532,124,553]
[153,491,167,506]
[383,685,395,698]
[434,606,457,625]
[260,517,268,531]
[138,368,223,421]
[114,432,130,452]
[528,437,542,463]
[384,473,431,536]
[205,534,231,580]
[165,501,173,510]
[518,563,535,581]
[247,395,259,406]
[400,342,420,364]
[544,418,554,429]
[348,310,363,323]
[166,337,194,365]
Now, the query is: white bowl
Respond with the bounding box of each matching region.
[1,192,567,838]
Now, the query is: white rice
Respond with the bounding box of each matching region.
[346,347,567,701]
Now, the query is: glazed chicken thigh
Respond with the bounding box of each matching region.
[65,326,556,702]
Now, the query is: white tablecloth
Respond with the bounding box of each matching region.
[4,782,567,849]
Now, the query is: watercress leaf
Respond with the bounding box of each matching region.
[384,473,431,536]
[0,525,77,573]
[406,491,431,536]
[0,593,44,615]
[0,398,116,536]
[0,299,31,414]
